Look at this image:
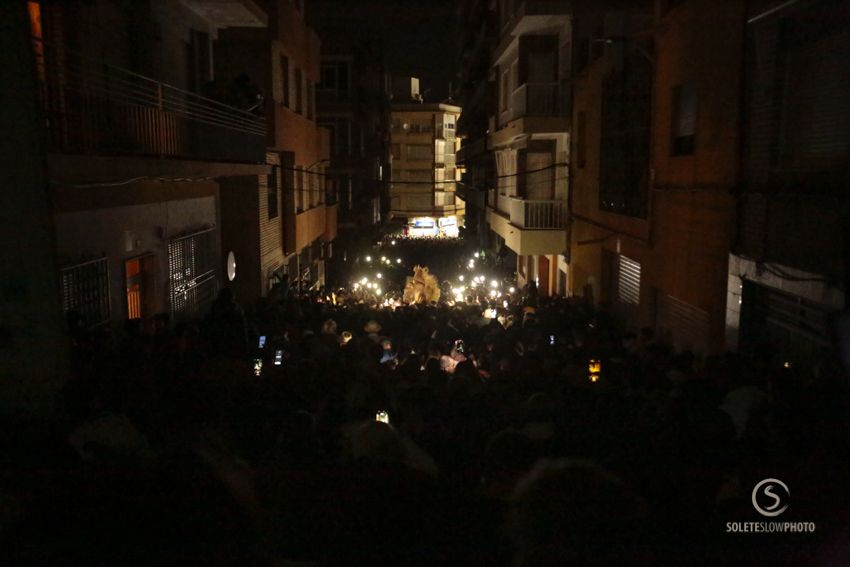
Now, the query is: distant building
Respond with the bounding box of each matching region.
[308,22,391,245]
[389,87,464,237]
[215,0,336,298]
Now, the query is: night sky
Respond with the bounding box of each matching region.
[308,0,458,101]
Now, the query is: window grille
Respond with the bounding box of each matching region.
[168,228,218,317]
[60,257,110,327]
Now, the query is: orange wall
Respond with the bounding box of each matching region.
[569,0,743,352]
[652,0,744,190]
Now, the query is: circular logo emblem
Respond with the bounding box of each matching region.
[752,478,789,517]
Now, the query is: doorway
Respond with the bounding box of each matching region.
[125,254,157,320]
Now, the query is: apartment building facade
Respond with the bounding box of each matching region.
[215,0,335,299]
[726,0,848,362]
[570,0,741,354]
[25,0,270,331]
[390,83,464,237]
[485,0,571,296]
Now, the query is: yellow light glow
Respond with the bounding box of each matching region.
[365,256,372,262]
[509,287,516,293]
[360,277,368,285]
[588,359,602,374]
[490,280,498,288]
[377,273,383,279]
[459,275,465,282]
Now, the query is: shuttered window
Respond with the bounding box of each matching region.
[60,257,110,328]
[656,293,710,353]
[780,17,850,165]
[740,281,832,357]
[616,255,641,305]
[672,82,696,155]
[168,228,218,317]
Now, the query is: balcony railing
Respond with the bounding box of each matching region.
[435,191,455,207]
[492,195,567,229]
[33,38,267,163]
[500,82,560,126]
[510,197,567,229]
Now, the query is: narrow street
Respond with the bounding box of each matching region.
[2,1,849,565]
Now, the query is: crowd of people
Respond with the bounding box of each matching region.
[3,263,850,565]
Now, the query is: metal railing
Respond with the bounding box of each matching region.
[33,37,266,163]
[60,257,110,328]
[500,196,567,229]
[500,82,560,126]
[168,228,218,318]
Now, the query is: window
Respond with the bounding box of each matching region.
[522,140,556,200]
[408,144,432,160]
[616,255,641,306]
[672,83,696,156]
[435,191,454,206]
[501,69,510,110]
[307,81,314,119]
[60,257,110,328]
[391,143,401,159]
[778,12,850,166]
[295,68,303,114]
[599,51,652,217]
[576,111,587,168]
[295,167,305,211]
[168,229,218,317]
[576,37,590,72]
[592,24,605,60]
[434,139,446,162]
[319,61,350,98]
[402,169,433,182]
[410,121,432,133]
[320,119,353,156]
[268,166,279,219]
[280,56,290,107]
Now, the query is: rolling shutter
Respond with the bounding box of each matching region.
[656,293,710,354]
[616,255,641,306]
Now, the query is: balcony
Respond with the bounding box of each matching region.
[500,82,559,126]
[322,202,338,242]
[487,194,567,255]
[494,0,571,60]
[34,38,266,164]
[286,204,328,255]
[436,154,457,168]
[180,0,267,28]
